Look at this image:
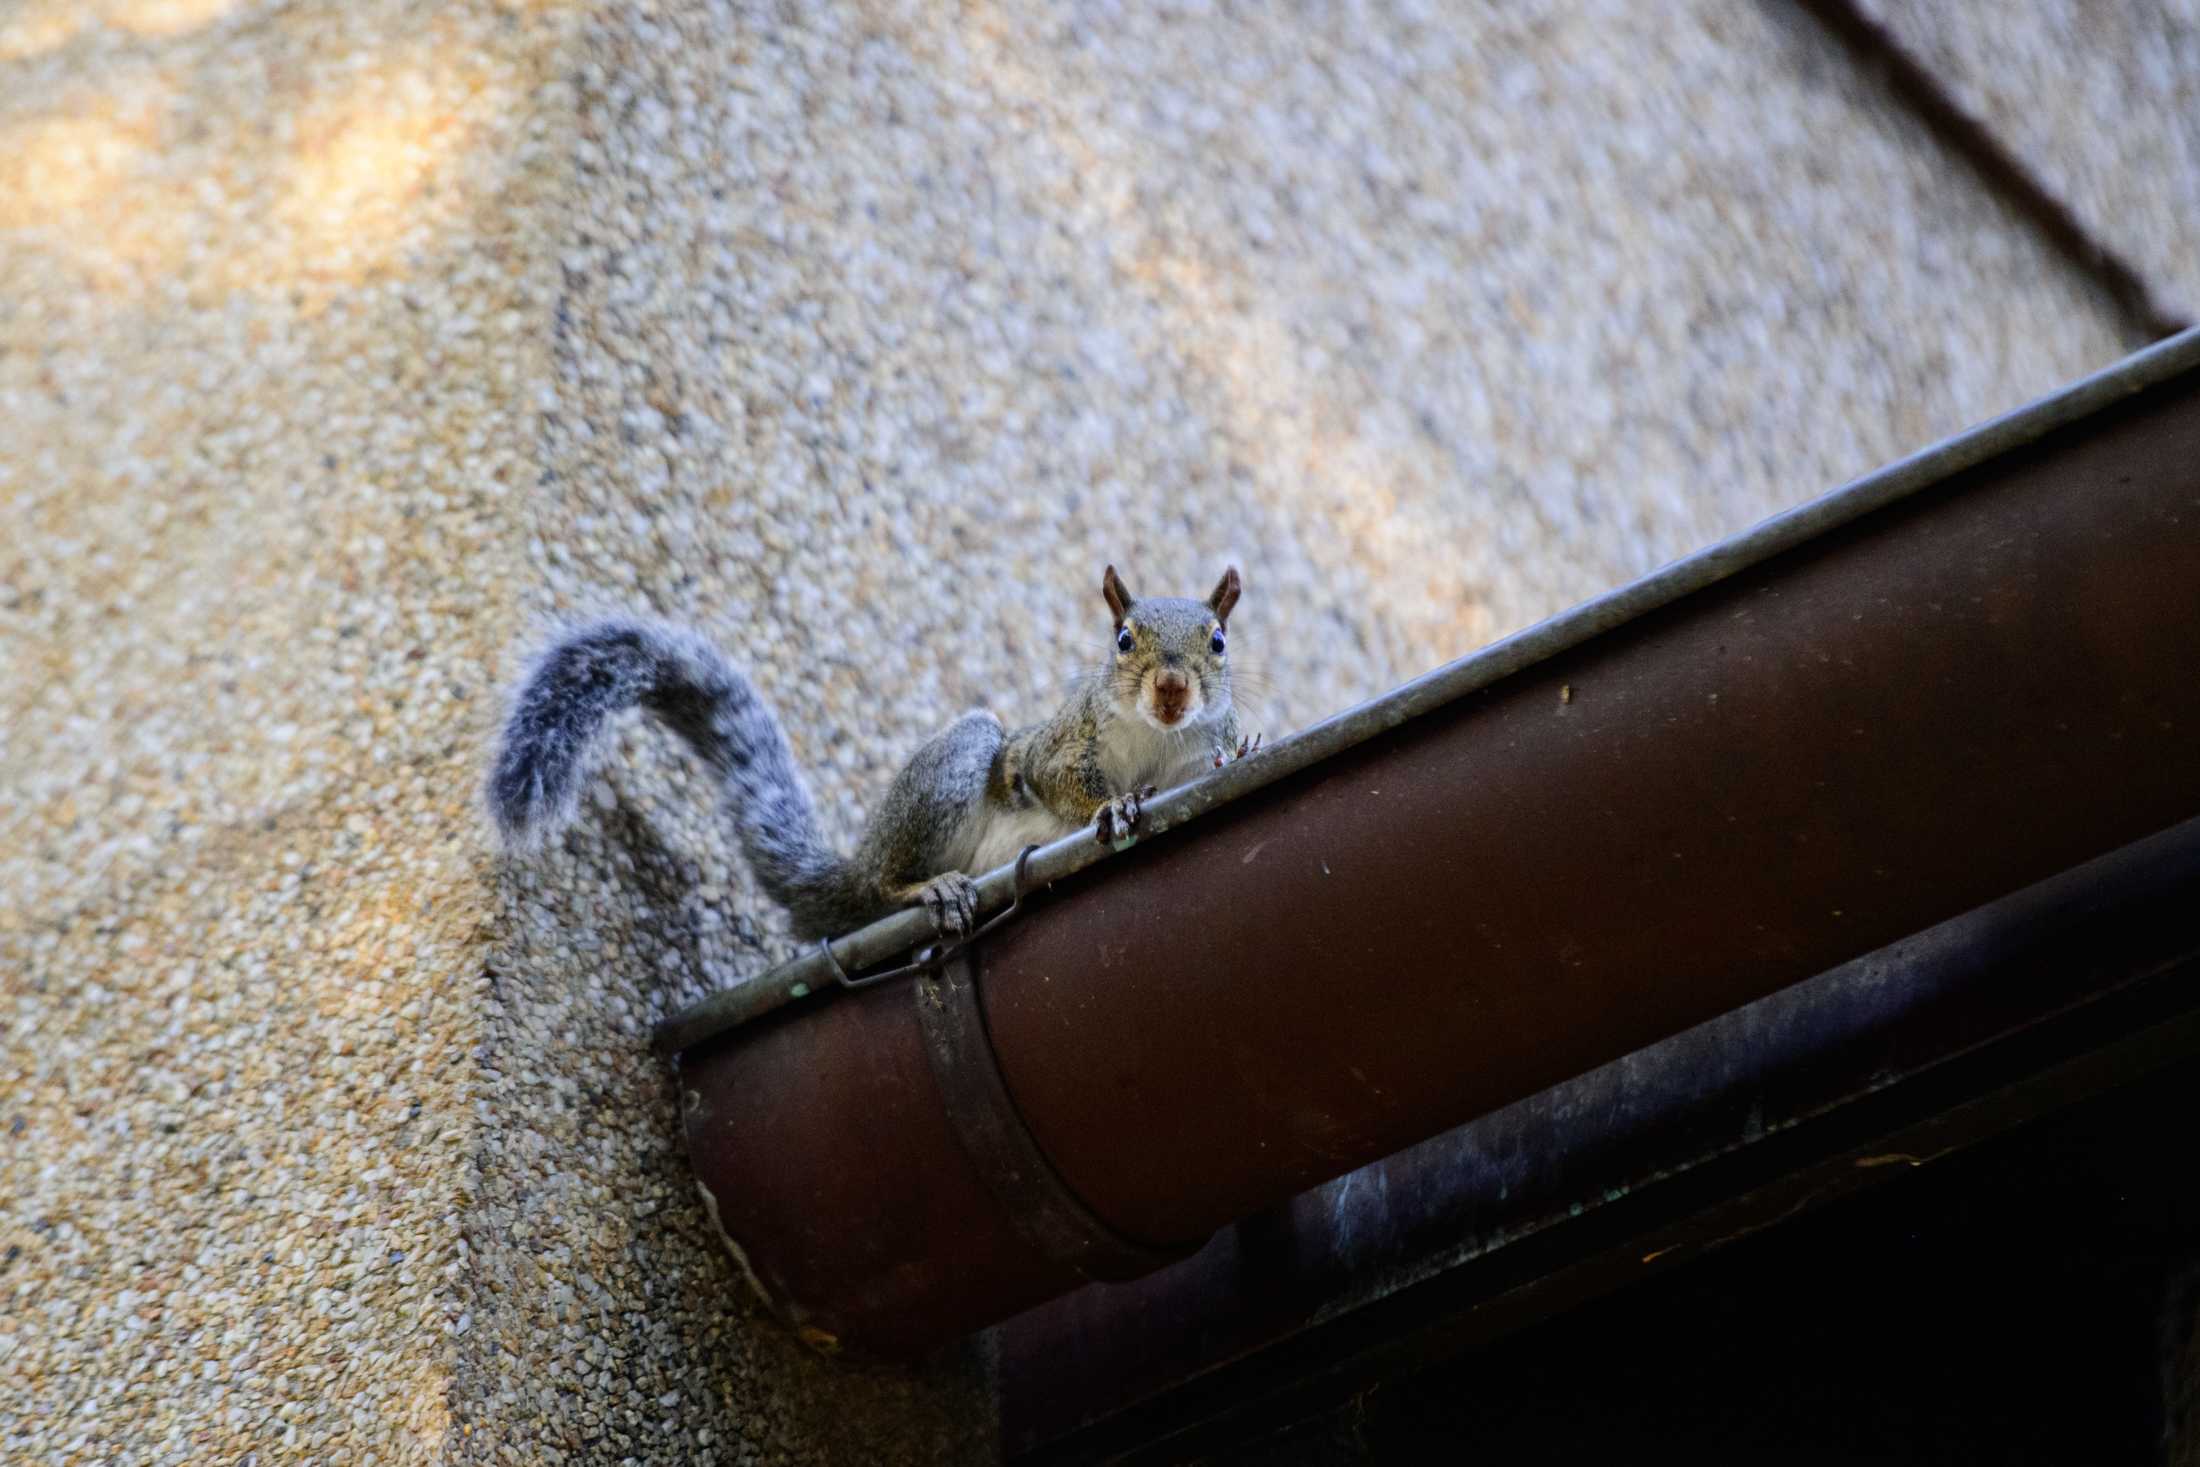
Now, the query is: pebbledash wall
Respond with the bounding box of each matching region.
[1,1,2188,1462]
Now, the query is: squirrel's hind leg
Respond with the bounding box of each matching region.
[853,710,1004,939]
[891,872,980,940]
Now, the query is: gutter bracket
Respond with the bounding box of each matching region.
[917,948,1203,1282]
[821,844,1047,994]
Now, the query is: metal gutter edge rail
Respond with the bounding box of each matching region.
[662,329,2200,1354]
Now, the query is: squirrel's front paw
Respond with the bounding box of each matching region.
[1212,731,1264,769]
[1094,786,1157,847]
[916,872,979,939]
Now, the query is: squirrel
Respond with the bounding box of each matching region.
[487,565,1254,942]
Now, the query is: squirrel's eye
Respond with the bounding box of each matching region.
[1210,628,1227,655]
[1116,626,1135,654]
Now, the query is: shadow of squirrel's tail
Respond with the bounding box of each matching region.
[487,619,866,937]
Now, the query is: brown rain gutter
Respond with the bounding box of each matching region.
[663,329,2200,1355]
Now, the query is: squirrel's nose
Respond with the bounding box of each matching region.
[1153,670,1190,722]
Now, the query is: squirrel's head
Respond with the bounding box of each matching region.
[1100,564,1239,732]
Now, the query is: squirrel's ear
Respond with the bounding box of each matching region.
[1208,566,1241,626]
[1102,565,1135,625]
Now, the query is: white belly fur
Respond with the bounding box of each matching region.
[963,802,1079,876]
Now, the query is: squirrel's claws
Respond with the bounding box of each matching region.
[917,872,979,939]
[1095,786,1157,847]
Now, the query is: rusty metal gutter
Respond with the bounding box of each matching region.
[663,328,2200,1355]
[1000,813,2200,1461]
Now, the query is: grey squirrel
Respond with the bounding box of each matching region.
[488,565,1253,941]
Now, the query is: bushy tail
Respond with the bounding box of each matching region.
[488,619,865,935]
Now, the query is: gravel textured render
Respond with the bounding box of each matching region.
[1861,0,2200,323]
[0,1,2156,1463]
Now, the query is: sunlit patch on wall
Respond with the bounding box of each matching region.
[106,0,248,38]
[0,109,161,228]
[276,57,488,289]
[0,41,504,302]
[0,3,89,62]
[0,0,246,60]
